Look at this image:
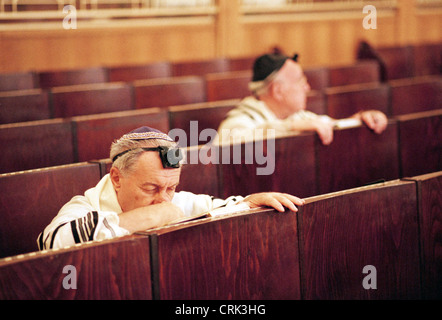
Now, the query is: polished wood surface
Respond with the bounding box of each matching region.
[72,107,169,162]
[0,235,152,300]
[396,110,442,177]
[0,119,74,173]
[0,162,102,258]
[298,180,421,299]
[148,208,300,300]
[51,82,134,117]
[316,121,399,194]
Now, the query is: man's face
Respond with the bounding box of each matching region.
[111,151,181,212]
[273,60,311,116]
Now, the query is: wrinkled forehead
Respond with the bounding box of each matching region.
[275,59,304,82]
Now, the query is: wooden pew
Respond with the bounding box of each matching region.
[205,70,252,102]
[107,61,172,82]
[306,90,326,115]
[404,171,442,299]
[72,108,169,162]
[144,207,301,299]
[228,56,256,71]
[389,76,442,116]
[0,119,75,174]
[168,99,238,147]
[0,162,102,258]
[412,43,442,77]
[0,71,36,92]
[177,145,221,198]
[134,76,206,109]
[304,66,329,91]
[328,60,380,87]
[51,82,134,118]
[316,121,399,195]
[325,82,390,118]
[37,67,108,89]
[298,179,421,299]
[357,42,415,81]
[0,89,50,124]
[218,132,317,199]
[0,235,152,299]
[395,110,442,177]
[171,58,230,77]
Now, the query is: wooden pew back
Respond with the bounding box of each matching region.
[0,119,75,174]
[0,162,102,258]
[0,235,152,299]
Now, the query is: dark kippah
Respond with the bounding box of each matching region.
[252,53,299,82]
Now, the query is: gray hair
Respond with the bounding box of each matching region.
[110,138,177,174]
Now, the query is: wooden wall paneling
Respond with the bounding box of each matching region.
[0,118,75,174]
[219,133,317,199]
[38,67,108,89]
[51,82,134,118]
[0,235,152,299]
[0,162,102,258]
[389,76,442,116]
[325,83,390,119]
[147,208,301,300]
[396,110,442,178]
[0,89,51,124]
[404,171,442,299]
[134,76,206,109]
[298,180,421,299]
[72,107,169,162]
[315,121,400,195]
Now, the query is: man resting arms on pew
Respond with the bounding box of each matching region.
[38,126,304,250]
[217,53,388,145]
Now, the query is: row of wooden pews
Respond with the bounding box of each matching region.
[1,110,440,259]
[0,171,440,299]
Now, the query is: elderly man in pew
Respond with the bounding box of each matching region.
[38,126,304,250]
[217,52,388,145]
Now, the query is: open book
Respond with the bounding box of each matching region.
[167,202,252,226]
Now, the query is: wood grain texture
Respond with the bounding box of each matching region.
[51,82,134,118]
[298,180,421,299]
[134,76,206,109]
[72,108,169,162]
[396,110,442,178]
[316,122,399,195]
[0,119,75,173]
[411,172,442,299]
[152,209,300,300]
[389,76,442,116]
[219,133,316,199]
[38,67,108,89]
[325,83,390,119]
[0,89,50,124]
[0,162,102,258]
[0,235,152,300]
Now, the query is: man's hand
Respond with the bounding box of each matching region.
[356,110,388,134]
[118,202,185,233]
[243,192,305,212]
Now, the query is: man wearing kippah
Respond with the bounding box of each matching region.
[217,53,388,145]
[38,126,304,250]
